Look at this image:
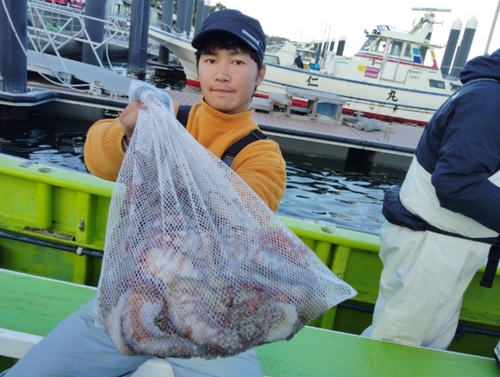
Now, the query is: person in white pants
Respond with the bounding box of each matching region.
[362,49,500,350]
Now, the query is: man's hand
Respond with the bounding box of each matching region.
[119,101,144,145]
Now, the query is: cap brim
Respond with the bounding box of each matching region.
[191,28,261,55]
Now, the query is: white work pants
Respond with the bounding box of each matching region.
[362,221,489,349]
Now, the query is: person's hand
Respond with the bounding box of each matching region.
[119,101,144,145]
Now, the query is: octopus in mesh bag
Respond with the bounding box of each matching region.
[105,280,205,358]
[105,269,308,359]
[162,280,284,358]
[102,192,338,359]
[105,217,339,359]
[139,228,205,286]
[228,226,323,300]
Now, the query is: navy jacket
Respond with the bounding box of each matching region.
[391,49,500,234]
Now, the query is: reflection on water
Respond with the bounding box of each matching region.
[278,154,404,234]
[0,115,404,235]
[0,117,90,173]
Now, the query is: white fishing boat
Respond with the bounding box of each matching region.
[149,9,465,126]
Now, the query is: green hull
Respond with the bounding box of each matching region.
[1,152,499,371]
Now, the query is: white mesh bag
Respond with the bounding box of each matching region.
[94,80,356,359]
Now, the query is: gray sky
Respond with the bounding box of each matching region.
[218,0,500,62]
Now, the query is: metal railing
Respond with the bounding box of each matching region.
[23,0,168,89]
[0,0,193,92]
[27,0,129,71]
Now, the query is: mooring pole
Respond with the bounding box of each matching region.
[128,0,151,79]
[0,0,28,93]
[158,0,175,65]
[139,0,152,73]
[82,0,106,66]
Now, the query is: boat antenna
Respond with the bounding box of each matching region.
[411,7,452,13]
[408,7,451,33]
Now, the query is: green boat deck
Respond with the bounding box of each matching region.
[1,268,498,376]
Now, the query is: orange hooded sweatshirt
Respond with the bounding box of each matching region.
[83,100,286,211]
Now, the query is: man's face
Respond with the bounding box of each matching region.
[197,48,265,114]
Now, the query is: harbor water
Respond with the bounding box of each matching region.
[0,112,404,235]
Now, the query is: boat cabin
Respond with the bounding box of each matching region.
[354,16,462,92]
[265,42,315,67]
[358,25,435,68]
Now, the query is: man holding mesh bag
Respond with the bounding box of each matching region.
[2,9,355,377]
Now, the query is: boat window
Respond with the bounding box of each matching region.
[361,37,376,51]
[372,38,386,53]
[403,44,412,58]
[264,55,280,65]
[420,47,436,66]
[266,45,282,54]
[389,41,403,56]
[361,37,389,54]
[429,79,446,89]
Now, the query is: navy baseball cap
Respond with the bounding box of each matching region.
[191,9,266,63]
